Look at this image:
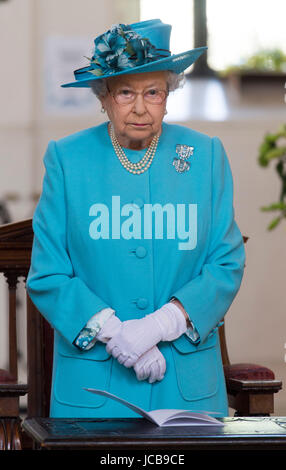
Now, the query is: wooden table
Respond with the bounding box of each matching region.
[22,416,286,452]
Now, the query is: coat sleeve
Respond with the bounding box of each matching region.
[26,140,112,345]
[169,136,245,345]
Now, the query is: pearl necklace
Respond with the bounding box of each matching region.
[109,123,160,175]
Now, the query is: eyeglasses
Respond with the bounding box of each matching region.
[108,86,169,106]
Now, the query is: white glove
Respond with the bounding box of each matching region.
[97,314,166,383]
[134,346,166,383]
[105,302,187,368]
[95,314,122,343]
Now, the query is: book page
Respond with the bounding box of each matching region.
[84,388,223,427]
[148,409,223,426]
[84,388,158,424]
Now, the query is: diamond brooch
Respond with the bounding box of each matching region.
[172,144,194,173]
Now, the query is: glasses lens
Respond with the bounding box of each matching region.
[144,89,166,104]
[114,89,135,105]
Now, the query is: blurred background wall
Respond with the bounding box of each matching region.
[0,0,285,414]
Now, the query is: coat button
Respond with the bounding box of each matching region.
[136,298,149,309]
[135,246,147,258]
[132,197,144,209]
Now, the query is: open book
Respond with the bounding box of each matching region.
[84,388,223,427]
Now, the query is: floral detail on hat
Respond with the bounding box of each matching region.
[87,23,164,77]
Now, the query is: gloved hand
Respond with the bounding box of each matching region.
[105,302,188,368]
[95,314,122,343]
[134,346,166,383]
[96,314,166,383]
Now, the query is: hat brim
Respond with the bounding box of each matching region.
[61,46,207,88]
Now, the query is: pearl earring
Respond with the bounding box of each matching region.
[101,106,105,113]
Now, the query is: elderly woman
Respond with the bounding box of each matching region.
[26,19,245,418]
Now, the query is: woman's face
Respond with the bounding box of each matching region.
[100,71,168,150]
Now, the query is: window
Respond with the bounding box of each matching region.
[140,0,194,57]
[207,0,286,72]
[140,0,286,73]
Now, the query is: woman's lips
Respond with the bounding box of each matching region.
[129,123,150,127]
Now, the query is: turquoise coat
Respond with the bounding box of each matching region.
[26,121,245,418]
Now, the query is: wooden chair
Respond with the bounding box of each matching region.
[0,219,282,449]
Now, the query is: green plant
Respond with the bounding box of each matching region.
[258,124,286,230]
[220,48,286,76]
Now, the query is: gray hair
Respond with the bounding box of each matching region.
[89,71,185,99]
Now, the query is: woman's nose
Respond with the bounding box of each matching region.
[132,93,147,114]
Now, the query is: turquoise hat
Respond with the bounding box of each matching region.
[61,18,207,88]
